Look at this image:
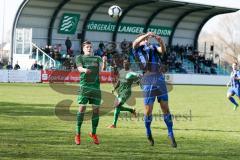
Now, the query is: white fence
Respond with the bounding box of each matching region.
[165,74,229,85]
[0,70,229,85]
[0,70,9,82]
[0,70,41,83]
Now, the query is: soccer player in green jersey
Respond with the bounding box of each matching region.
[108,59,140,128]
[75,41,107,145]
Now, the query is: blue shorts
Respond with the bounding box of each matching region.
[228,87,240,97]
[141,73,168,105]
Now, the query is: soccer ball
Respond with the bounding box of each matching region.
[108,5,122,18]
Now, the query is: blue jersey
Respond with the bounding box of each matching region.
[230,70,240,88]
[133,44,162,73]
[133,44,168,105]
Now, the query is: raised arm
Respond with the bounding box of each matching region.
[154,35,166,54]
[132,32,153,49]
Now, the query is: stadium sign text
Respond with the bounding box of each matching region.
[87,20,172,37]
[58,13,80,34]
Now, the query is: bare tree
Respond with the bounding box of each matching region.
[199,11,240,64]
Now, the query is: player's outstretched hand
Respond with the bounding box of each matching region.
[154,35,162,41]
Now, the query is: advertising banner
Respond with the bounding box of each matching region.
[41,70,115,83]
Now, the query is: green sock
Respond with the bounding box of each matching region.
[113,107,121,126]
[76,111,84,134]
[119,106,133,113]
[92,112,99,134]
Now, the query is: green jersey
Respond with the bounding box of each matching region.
[76,55,102,105]
[75,55,102,88]
[117,69,139,96]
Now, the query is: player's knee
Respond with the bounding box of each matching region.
[144,107,153,115]
[145,111,152,116]
[227,94,231,99]
[114,100,120,107]
[79,106,86,112]
[92,108,99,114]
[160,103,170,114]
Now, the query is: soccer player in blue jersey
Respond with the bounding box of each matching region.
[227,62,240,110]
[132,32,177,147]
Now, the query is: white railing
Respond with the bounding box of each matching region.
[31,43,56,69]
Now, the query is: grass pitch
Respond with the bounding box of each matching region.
[0,83,240,160]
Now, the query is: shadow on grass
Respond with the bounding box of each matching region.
[173,128,240,133]
[0,102,54,116]
[1,131,240,160]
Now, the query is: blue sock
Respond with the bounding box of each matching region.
[144,115,152,137]
[164,114,173,137]
[229,97,238,106]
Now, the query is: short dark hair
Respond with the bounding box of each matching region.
[82,41,92,47]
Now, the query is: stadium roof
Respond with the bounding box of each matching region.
[11,0,239,61]
[169,0,240,9]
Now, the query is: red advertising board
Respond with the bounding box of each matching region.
[41,70,116,83]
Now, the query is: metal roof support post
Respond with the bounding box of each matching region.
[47,0,71,46]
[143,4,185,33]
[80,0,114,45]
[10,0,29,65]
[193,10,236,49]
[112,0,156,42]
[168,7,211,47]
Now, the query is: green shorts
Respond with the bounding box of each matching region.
[77,86,101,106]
[117,91,131,104]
